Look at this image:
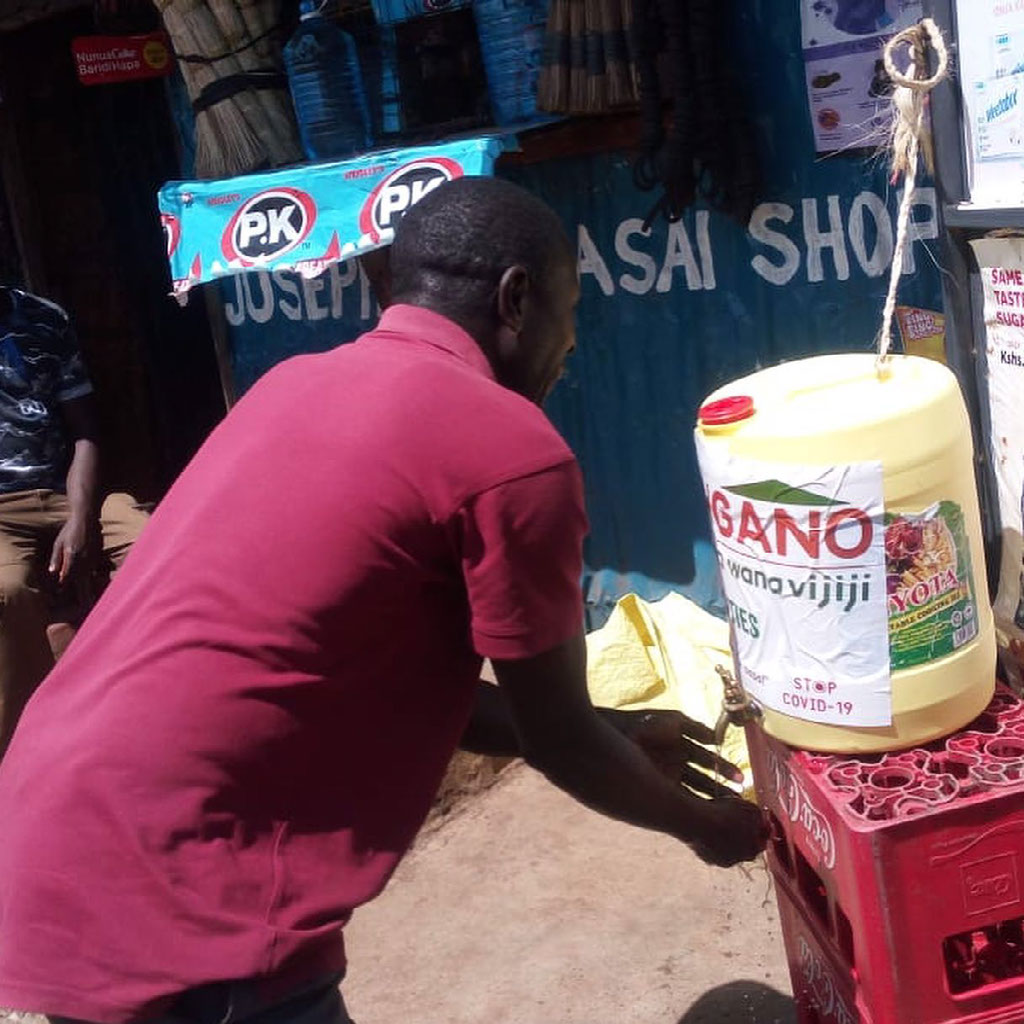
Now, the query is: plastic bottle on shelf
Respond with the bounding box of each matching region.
[472,0,550,126]
[284,0,373,161]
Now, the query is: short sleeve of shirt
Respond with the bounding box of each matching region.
[457,460,588,660]
[52,319,92,403]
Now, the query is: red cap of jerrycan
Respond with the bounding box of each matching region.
[698,395,754,427]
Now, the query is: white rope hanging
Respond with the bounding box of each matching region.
[875,18,949,373]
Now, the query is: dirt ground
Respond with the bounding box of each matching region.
[344,761,795,1024]
[425,749,514,830]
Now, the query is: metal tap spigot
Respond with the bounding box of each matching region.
[713,663,762,746]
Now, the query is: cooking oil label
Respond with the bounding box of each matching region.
[695,438,891,727]
[886,502,978,670]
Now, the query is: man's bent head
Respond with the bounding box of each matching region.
[389,177,579,404]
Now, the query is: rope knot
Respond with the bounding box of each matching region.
[883,19,949,92]
[875,18,950,372]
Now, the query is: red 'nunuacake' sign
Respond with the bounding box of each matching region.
[71,33,173,86]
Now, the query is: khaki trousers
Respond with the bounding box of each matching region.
[0,489,149,757]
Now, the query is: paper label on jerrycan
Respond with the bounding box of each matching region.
[695,440,891,727]
[886,502,978,669]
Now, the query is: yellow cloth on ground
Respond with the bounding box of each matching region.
[585,592,752,791]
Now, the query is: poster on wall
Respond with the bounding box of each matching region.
[970,237,1024,685]
[800,0,922,154]
[955,0,1024,207]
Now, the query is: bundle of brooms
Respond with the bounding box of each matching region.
[537,0,638,114]
[153,0,303,178]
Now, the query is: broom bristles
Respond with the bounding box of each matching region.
[236,0,274,60]
[599,0,633,106]
[569,0,586,113]
[183,0,279,166]
[200,104,265,179]
[583,0,606,113]
[207,0,302,166]
[620,0,639,99]
[537,0,570,112]
[158,0,267,178]
[244,0,302,156]
[158,0,307,177]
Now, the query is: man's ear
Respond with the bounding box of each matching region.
[496,265,530,332]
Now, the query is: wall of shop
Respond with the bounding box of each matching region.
[221,2,945,625]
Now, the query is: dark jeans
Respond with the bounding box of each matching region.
[50,973,354,1024]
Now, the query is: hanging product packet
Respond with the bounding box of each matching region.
[158,136,503,299]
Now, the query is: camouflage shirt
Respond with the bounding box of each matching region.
[0,288,92,495]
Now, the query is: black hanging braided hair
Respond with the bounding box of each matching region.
[632,0,760,229]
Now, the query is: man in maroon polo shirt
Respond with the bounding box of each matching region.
[0,178,765,1024]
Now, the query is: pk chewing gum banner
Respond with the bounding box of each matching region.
[157,137,503,298]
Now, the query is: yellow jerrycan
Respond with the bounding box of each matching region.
[695,353,995,753]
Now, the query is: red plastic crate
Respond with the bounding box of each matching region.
[747,685,1024,1024]
[774,869,873,1024]
[775,868,1024,1024]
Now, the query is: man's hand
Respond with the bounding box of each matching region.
[49,515,94,584]
[56,396,101,585]
[609,708,767,866]
[608,708,744,799]
[689,797,769,868]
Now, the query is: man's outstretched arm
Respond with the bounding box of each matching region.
[461,675,746,798]
[464,631,766,867]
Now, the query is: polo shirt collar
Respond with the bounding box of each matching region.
[376,304,496,382]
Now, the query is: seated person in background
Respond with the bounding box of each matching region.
[0,286,148,758]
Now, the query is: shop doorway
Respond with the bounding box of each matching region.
[0,5,223,500]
